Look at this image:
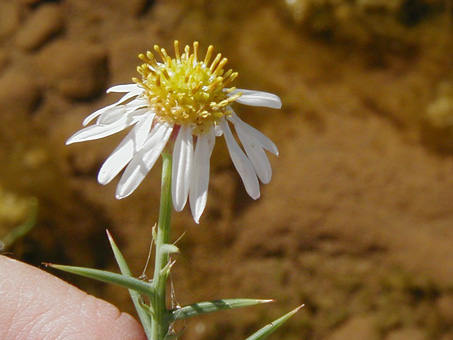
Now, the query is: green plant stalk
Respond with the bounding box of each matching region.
[151,151,173,340]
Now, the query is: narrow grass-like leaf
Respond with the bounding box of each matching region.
[1,197,38,251]
[47,264,154,296]
[107,230,153,337]
[245,305,303,340]
[169,298,273,321]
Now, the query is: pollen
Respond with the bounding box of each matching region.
[134,41,241,135]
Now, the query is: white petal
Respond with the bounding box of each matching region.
[230,89,282,109]
[125,99,149,113]
[66,124,125,144]
[214,125,223,137]
[83,103,117,126]
[97,114,154,185]
[107,84,141,93]
[189,129,215,223]
[233,122,272,184]
[124,107,150,120]
[229,111,279,155]
[220,119,260,200]
[82,90,143,126]
[114,89,143,104]
[66,115,139,145]
[97,106,128,125]
[172,125,194,212]
[131,114,155,151]
[97,104,147,125]
[116,123,173,199]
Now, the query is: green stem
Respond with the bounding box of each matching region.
[151,151,173,340]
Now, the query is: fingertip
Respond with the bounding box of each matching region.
[0,256,147,340]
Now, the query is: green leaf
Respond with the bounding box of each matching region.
[169,298,273,321]
[47,263,154,296]
[1,197,38,251]
[107,230,153,338]
[245,305,303,340]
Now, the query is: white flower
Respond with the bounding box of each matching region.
[66,41,281,223]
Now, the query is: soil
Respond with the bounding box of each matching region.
[1,0,453,339]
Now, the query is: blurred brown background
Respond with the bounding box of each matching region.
[1,0,453,339]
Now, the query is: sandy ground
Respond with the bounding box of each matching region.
[1,0,453,339]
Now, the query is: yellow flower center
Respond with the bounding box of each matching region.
[133,41,241,135]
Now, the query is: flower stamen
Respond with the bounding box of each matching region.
[134,41,241,135]
[174,40,181,61]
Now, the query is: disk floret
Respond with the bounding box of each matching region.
[134,41,241,135]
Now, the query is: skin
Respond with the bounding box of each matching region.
[0,255,147,340]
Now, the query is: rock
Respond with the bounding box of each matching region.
[356,0,403,11]
[426,82,453,129]
[0,2,22,42]
[0,187,31,228]
[17,0,44,6]
[38,40,107,100]
[109,35,152,83]
[440,334,453,340]
[436,294,453,324]
[327,315,378,340]
[0,52,8,74]
[15,4,64,51]
[99,0,151,16]
[385,328,425,340]
[423,82,453,150]
[0,69,40,117]
[280,0,430,50]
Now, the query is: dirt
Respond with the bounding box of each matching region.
[1,0,453,339]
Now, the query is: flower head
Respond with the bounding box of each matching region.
[67,41,281,223]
